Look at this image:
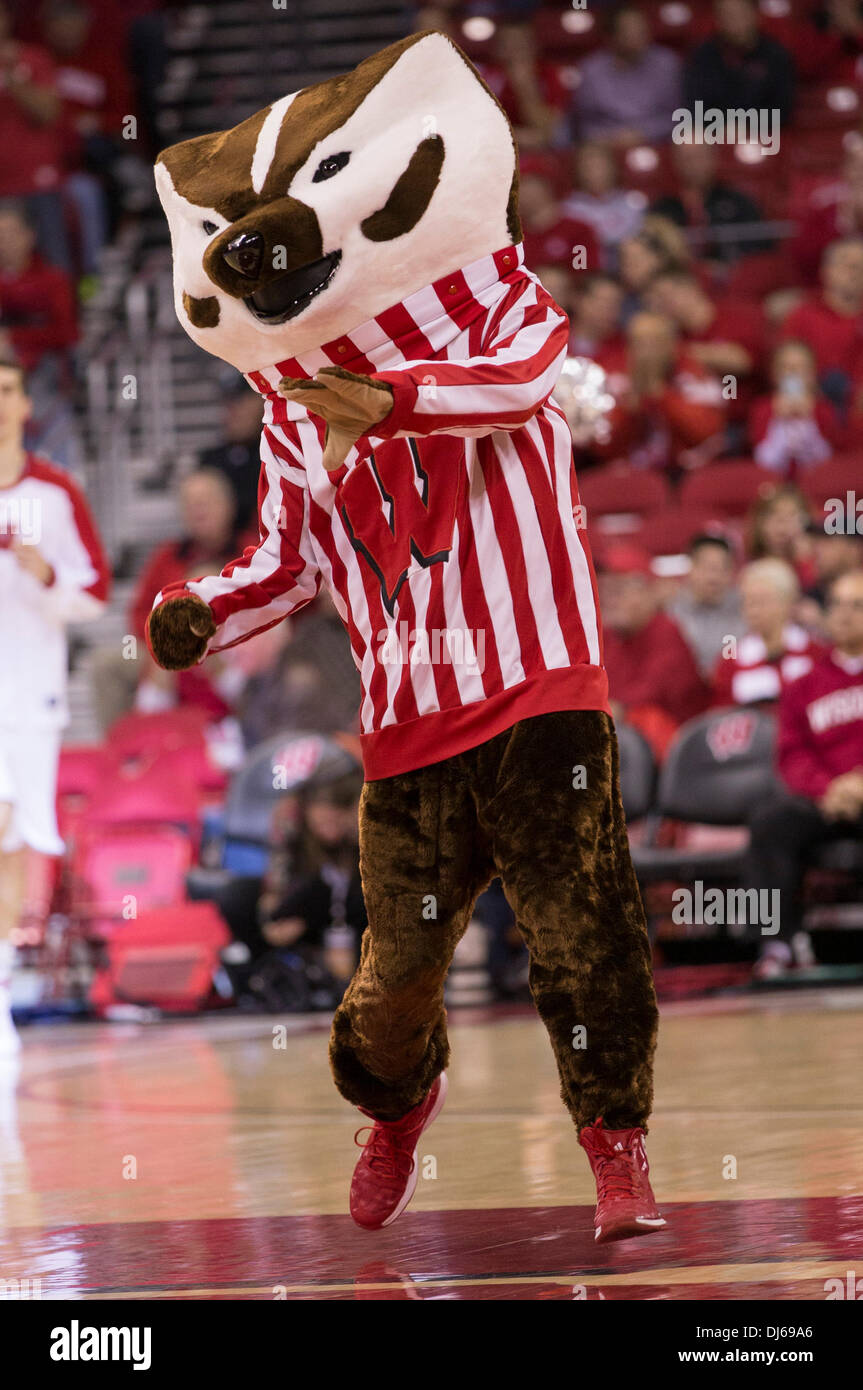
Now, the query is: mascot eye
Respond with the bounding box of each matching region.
[202,220,219,235]
[313,151,350,183]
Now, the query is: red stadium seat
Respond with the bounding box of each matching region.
[620,143,675,201]
[579,465,673,528]
[791,128,862,173]
[88,900,230,1015]
[795,83,862,132]
[645,1,713,51]
[56,745,118,799]
[679,461,778,517]
[724,248,801,297]
[107,707,212,759]
[801,454,863,511]
[534,6,603,58]
[81,758,203,838]
[70,824,194,941]
[639,504,738,557]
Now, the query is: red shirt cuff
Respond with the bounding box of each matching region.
[369,374,418,439]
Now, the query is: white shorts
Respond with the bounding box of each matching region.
[0,727,64,856]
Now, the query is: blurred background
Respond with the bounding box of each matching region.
[3,0,863,1023]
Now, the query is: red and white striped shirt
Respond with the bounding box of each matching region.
[153,245,609,778]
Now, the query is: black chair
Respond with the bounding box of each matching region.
[631,708,780,884]
[186,730,362,914]
[616,721,657,823]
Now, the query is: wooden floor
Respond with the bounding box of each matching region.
[1,988,862,1300]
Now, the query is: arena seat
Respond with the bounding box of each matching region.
[616,721,658,822]
[791,127,861,173]
[106,707,212,759]
[801,454,863,510]
[724,247,801,297]
[639,504,732,557]
[795,83,861,132]
[578,465,672,528]
[220,730,362,855]
[678,461,777,517]
[88,900,230,1015]
[631,708,779,886]
[80,758,203,839]
[70,824,193,941]
[534,6,603,57]
[57,745,118,799]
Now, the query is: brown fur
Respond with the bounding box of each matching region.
[183,292,220,328]
[146,594,217,670]
[329,709,658,1129]
[361,136,446,241]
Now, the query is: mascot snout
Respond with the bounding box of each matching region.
[202,198,338,323]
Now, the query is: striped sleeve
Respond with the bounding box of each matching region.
[371,286,569,441]
[152,426,321,653]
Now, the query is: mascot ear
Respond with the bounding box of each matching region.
[361,135,445,242]
[147,594,217,671]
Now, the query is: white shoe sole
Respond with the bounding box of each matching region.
[380,1071,449,1228]
[595,1214,667,1243]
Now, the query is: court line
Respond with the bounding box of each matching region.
[69,1259,849,1299]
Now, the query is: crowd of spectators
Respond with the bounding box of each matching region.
[6,0,863,997]
[0,0,166,461]
[418,0,863,482]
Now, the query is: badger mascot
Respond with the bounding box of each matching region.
[149,30,664,1241]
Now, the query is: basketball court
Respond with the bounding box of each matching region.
[2,987,861,1301]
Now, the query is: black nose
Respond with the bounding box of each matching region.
[223,230,264,279]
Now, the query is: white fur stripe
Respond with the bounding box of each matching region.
[251,93,298,194]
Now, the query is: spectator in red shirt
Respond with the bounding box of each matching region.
[599,543,710,759]
[569,270,625,359]
[792,145,863,285]
[646,267,766,430]
[749,340,845,475]
[781,236,863,409]
[595,311,726,472]
[38,0,127,274]
[746,567,863,975]
[711,558,823,708]
[0,0,69,269]
[519,171,599,275]
[0,201,77,373]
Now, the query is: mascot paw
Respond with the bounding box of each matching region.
[147,594,217,670]
[279,367,393,471]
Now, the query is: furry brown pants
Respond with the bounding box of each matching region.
[329,709,658,1131]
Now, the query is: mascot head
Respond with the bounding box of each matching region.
[155,30,520,374]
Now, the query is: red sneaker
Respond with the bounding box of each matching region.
[579,1117,666,1244]
[350,1072,448,1230]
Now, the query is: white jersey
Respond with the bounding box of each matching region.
[0,454,110,730]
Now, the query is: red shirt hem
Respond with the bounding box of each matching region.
[360,664,611,780]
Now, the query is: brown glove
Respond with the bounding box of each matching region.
[279,365,393,471]
[147,593,217,671]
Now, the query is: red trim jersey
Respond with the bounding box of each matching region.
[151,246,610,779]
[0,454,110,728]
[778,651,863,800]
